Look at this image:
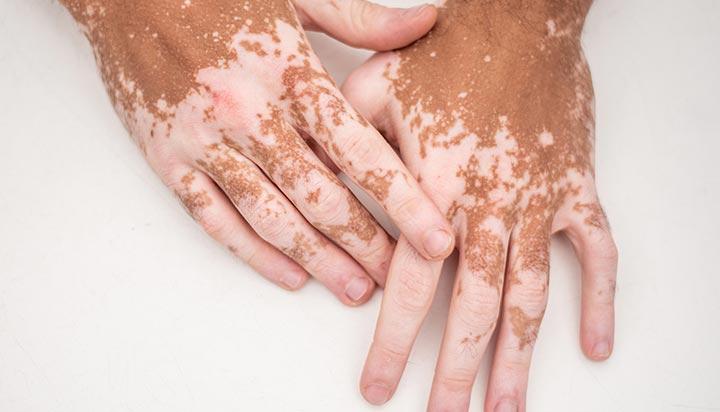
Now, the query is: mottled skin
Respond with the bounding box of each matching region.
[344,0,618,410]
[58,0,457,305]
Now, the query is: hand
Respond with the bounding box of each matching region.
[344,0,618,409]
[60,0,456,305]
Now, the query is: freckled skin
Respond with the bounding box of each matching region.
[57,0,451,298]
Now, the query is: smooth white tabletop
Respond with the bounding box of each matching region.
[1,1,719,411]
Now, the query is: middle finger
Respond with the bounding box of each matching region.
[360,236,444,405]
[428,223,510,412]
[485,218,552,412]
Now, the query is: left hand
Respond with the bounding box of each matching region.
[343,1,618,410]
[59,0,455,304]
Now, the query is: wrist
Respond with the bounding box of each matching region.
[440,0,590,40]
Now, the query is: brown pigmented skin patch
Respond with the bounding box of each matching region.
[574,201,608,231]
[196,144,270,215]
[317,199,378,245]
[459,332,484,358]
[60,0,300,120]
[508,306,544,351]
[175,170,213,218]
[358,169,399,202]
[378,1,600,349]
[283,232,326,266]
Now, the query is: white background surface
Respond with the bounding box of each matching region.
[1,1,719,411]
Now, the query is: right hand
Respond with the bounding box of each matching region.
[60,0,456,305]
[344,0,618,409]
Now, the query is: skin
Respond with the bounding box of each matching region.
[343,0,618,410]
[58,0,457,306]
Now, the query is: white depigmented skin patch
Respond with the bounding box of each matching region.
[546,19,557,36]
[539,130,554,146]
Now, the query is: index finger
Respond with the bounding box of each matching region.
[307,91,455,261]
[360,236,443,405]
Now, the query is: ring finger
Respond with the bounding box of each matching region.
[428,223,509,412]
[196,143,376,305]
[485,218,552,412]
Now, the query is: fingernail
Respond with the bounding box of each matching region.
[345,277,371,302]
[423,229,453,259]
[364,383,390,405]
[282,271,305,290]
[402,4,431,17]
[592,341,611,359]
[494,399,518,412]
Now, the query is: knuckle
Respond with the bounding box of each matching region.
[374,340,409,367]
[251,208,291,243]
[150,156,186,188]
[388,193,421,223]
[197,211,229,240]
[205,89,255,130]
[241,243,263,267]
[349,0,371,34]
[391,268,434,313]
[308,186,349,224]
[512,281,549,309]
[499,357,531,373]
[191,129,223,149]
[455,287,501,328]
[355,238,390,264]
[338,134,383,173]
[154,163,179,187]
[298,248,336,273]
[435,373,475,394]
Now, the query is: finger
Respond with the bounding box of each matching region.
[299,90,454,262]
[485,219,551,412]
[428,225,509,412]
[563,199,618,361]
[196,145,377,306]
[339,55,455,262]
[360,236,443,405]
[295,0,438,51]
[227,113,394,285]
[168,167,310,290]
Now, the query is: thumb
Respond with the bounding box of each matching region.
[295,0,438,51]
